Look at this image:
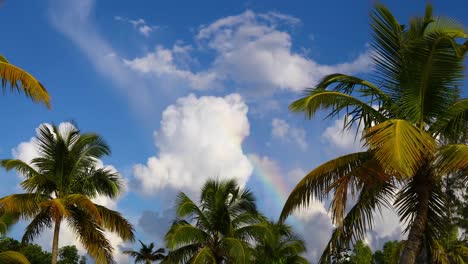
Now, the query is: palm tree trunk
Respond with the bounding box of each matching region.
[399,170,433,264]
[51,218,61,264]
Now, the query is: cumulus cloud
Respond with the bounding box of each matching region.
[133,93,252,194]
[10,122,131,263]
[114,16,159,37]
[271,118,307,150]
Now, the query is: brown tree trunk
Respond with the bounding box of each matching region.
[51,218,61,264]
[399,170,433,264]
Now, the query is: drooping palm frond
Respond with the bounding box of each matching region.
[0,251,31,264]
[165,220,209,249]
[319,182,395,263]
[189,247,217,264]
[280,152,376,222]
[0,54,50,108]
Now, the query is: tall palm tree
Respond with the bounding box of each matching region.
[0,213,30,264]
[0,54,50,108]
[253,221,308,264]
[280,4,468,264]
[165,178,266,264]
[123,240,166,264]
[0,123,135,264]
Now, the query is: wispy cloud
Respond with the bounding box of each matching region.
[114,16,159,37]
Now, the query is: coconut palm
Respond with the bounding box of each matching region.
[0,123,135,264]
[0,54,50,108]
[165,178,266,264]
[0,213,30,264]
[253,221,308,264]
[123,240,166,264]
[280,4,468,264]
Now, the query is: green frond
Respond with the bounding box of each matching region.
[429,98,468,142]
[21,208,52,244]
[364,119,436,177]
[189,247,216,264]
[280,152,374,222]
[0,56,50,108]
[289,90,386,130]
[435,144,468,176]
[67,207,114,264]
[64,194,101,223]
[0,212,20,236]
[319,182,394,263]
[165,220,209,249]
[94,204,135,241]
[0,251,31,264]
[73,168,123,199]
[165,244,201,264]
[220,237,250,264]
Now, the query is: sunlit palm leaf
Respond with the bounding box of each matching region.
[434,144,468,176]
[95,204,135,241]
[364,119,436,177]
[165,220,209,249]
[190,247,216,264]
[0,54,50,108]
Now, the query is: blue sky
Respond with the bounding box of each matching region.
[1,0,467,262]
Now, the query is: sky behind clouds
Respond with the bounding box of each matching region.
[1,0,467,262]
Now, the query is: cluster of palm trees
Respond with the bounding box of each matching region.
[0,2,467,264]
[124,179,308,264]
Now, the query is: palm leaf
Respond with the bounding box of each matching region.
[364,119,436,177]
[0,55,50,108]
[165,220,209,249]
[429,98,468,142]
[0,251,31,264]
[434,144,468,176]
[280,152,373,222]
[94,204,135,241]
[189,247,216,264]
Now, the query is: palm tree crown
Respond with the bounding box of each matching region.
[253,221,309,264]
[0,123,135,264]
[165,178,266,264]
[281,4,467,264]
[123,240,166,264]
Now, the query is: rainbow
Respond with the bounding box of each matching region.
[248,155,293,219]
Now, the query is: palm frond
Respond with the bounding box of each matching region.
[364,119,436,177]
[434,144,468,176]
[280,152,373,222]
[189,247,216,264]
[21,208,52,244]
[0,55,50,108]
[429,98,468,142]
[0,194,46,218]
[94,204,135,241]
[0,251,31,264]
[289,90,386,130]
[165,220,209,249]
[220,237,250,264]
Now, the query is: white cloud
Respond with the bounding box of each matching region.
[321,117,364,155]
[271,118,307,150]
[133,93,253,194]
[124,10,371,95]
[196,10,371,93]
[123,45,219,90]
[114,16,158,37]
[10,122,131,263]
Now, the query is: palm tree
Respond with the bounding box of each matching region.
[0,123,135,264]
[280,4,468,264]
[164,178,266,264]
[0,213,30,264]
[431,226,468,264]
[123,240,166,264]
[0,54,50,108]
[253,221,308,264]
